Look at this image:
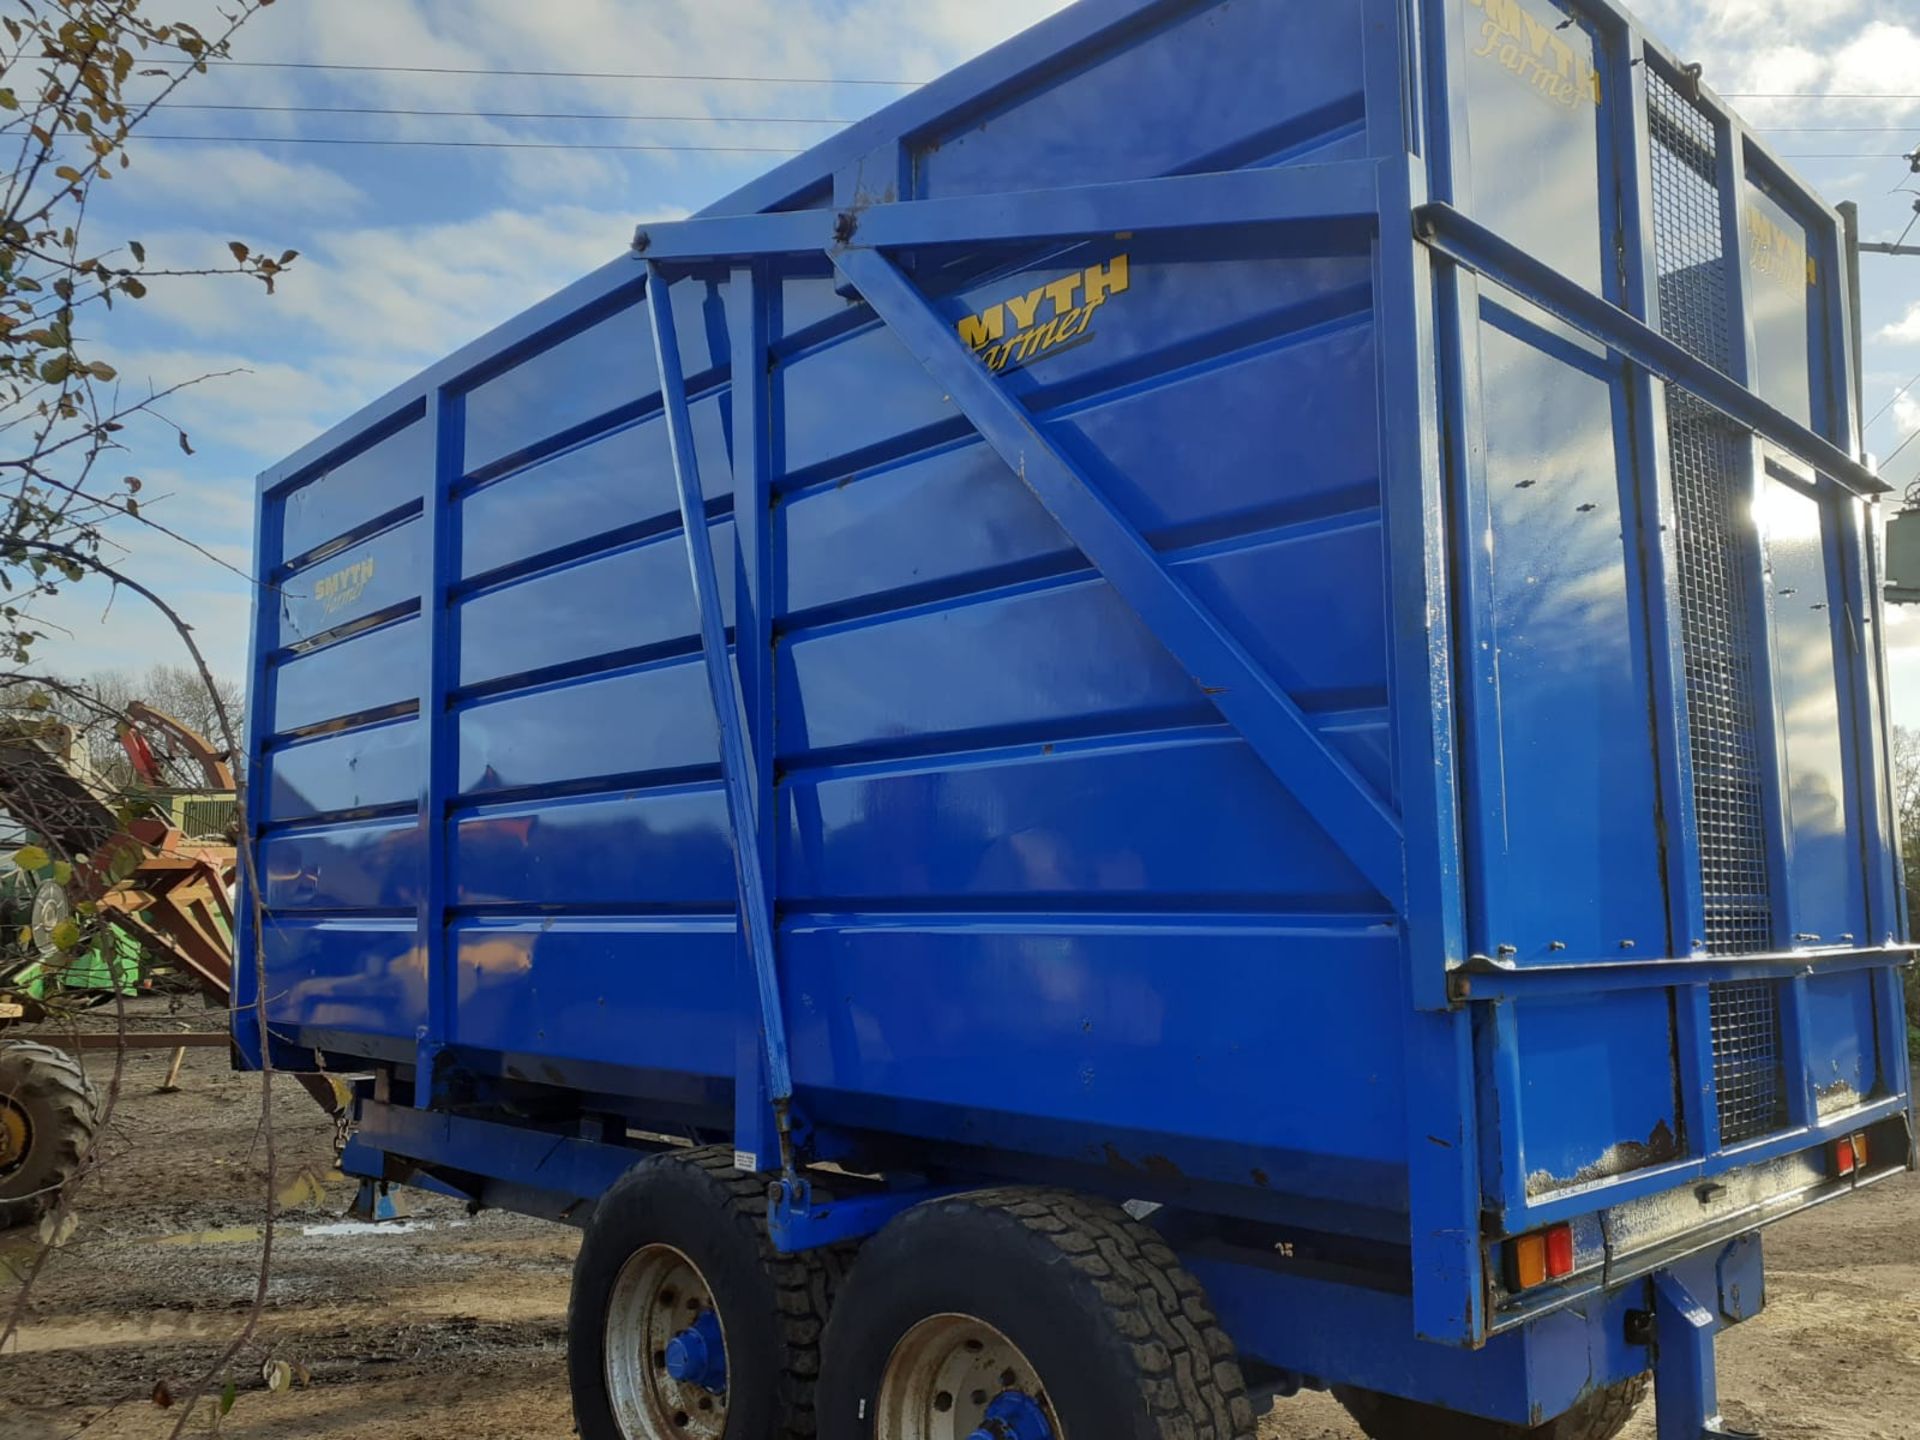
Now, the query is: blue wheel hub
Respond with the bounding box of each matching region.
[967,1389,1054,1440]
[663,1307,727,1394]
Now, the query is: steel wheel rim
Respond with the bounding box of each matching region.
[877,1313,1062,1440]
[604,1242,729,1440]
[0,1096,28,1179]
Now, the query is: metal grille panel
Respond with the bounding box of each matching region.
[1708,979,1789,1143]
[1648,70,1773,958]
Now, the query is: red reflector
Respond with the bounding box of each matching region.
[1834,1137,1857,1176]
[1544,1223,1575,1280]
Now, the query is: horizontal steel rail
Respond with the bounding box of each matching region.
[832,243,1407,902]
[1412,201,1884,499]
[632,162,1383,263]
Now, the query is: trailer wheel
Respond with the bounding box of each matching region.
[0,1040,100,1230]
[1334,1375,1649,1440]
[816,1187,1255,1440]
[568,1146,847,1440]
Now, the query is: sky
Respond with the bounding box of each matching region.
[31,0,1920,723]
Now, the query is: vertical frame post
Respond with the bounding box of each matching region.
[728,261,781,1172]
[414,387,461,1105]
[647,262,797,1170]
[1383,0,1481,1346]
[233,475,283,1070]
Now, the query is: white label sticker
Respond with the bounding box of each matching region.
[732,1150,759,1175]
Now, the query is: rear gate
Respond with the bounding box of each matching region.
[1428,0,1912,1322]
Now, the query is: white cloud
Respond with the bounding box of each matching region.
[115,145,367,220]
[1883,303,1920,346]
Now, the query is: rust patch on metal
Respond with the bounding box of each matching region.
[1526,1118,1679,1197]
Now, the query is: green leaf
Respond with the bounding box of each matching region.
[12,844,48,871]
[50,860,70,885]
[49,918,79,952]
[220,1381,237,1416]
[86,360,115,381]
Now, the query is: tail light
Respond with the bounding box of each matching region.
[1505,1222,1577,1291]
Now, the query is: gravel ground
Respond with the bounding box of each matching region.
[1,1016,1915,1439]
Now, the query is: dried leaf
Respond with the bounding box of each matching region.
[261,1359,292,1392]
[226,241,249,263]
[152,1380,174,1409]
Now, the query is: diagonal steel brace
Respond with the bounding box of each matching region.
[645,263,799,1175]
[830,245,1405,903]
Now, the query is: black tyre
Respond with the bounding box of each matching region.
[1335,1375,1649,1440]
[568,1146,847,1440]
[0,1040,100,1230]
[817,1187,1255,1440]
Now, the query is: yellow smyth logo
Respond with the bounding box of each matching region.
[1467,0,1602,110]
[958,254,1130,373]
[1747,206,1816,288]
[312,555,375,614]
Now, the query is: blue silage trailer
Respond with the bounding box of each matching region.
[238,1,1917,1437]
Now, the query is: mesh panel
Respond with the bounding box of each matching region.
[1649,70,1787,1145]
[1708,979,1788,1143]
[1648,69,1773,958]
[175,795,238,840]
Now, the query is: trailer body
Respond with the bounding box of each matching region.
[239,0,1914,1429]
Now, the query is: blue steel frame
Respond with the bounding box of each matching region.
[242,2,1913,1433]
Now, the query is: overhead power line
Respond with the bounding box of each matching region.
[129,133,807,153]
[154,102,857,124]
[135,58,925,85]
[131,108,1920,136]
[1868,368,1920,430]
[1725,92,1920,100]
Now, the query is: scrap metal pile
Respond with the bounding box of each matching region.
[0,699,238,1020]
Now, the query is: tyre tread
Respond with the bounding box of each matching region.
[658,1146,850,1436]
[1335,1374,1649,1440]
[0,1039,100,1230]
[946,1188,1255,1440]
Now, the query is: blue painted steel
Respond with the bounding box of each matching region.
[346,1180,407,1224]
[768,1177,967,1253]
[830,244,1404,904]
[240,0,1916,1428]
[636,163,1382,262]
[646,263,797,1166]
[969,1391,1053,1440]
[1652,1272,1758,1440]
[1413,201,1882,499]
[664,1310,727,1394]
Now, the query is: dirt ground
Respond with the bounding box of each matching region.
[3,1018,1917,1440]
